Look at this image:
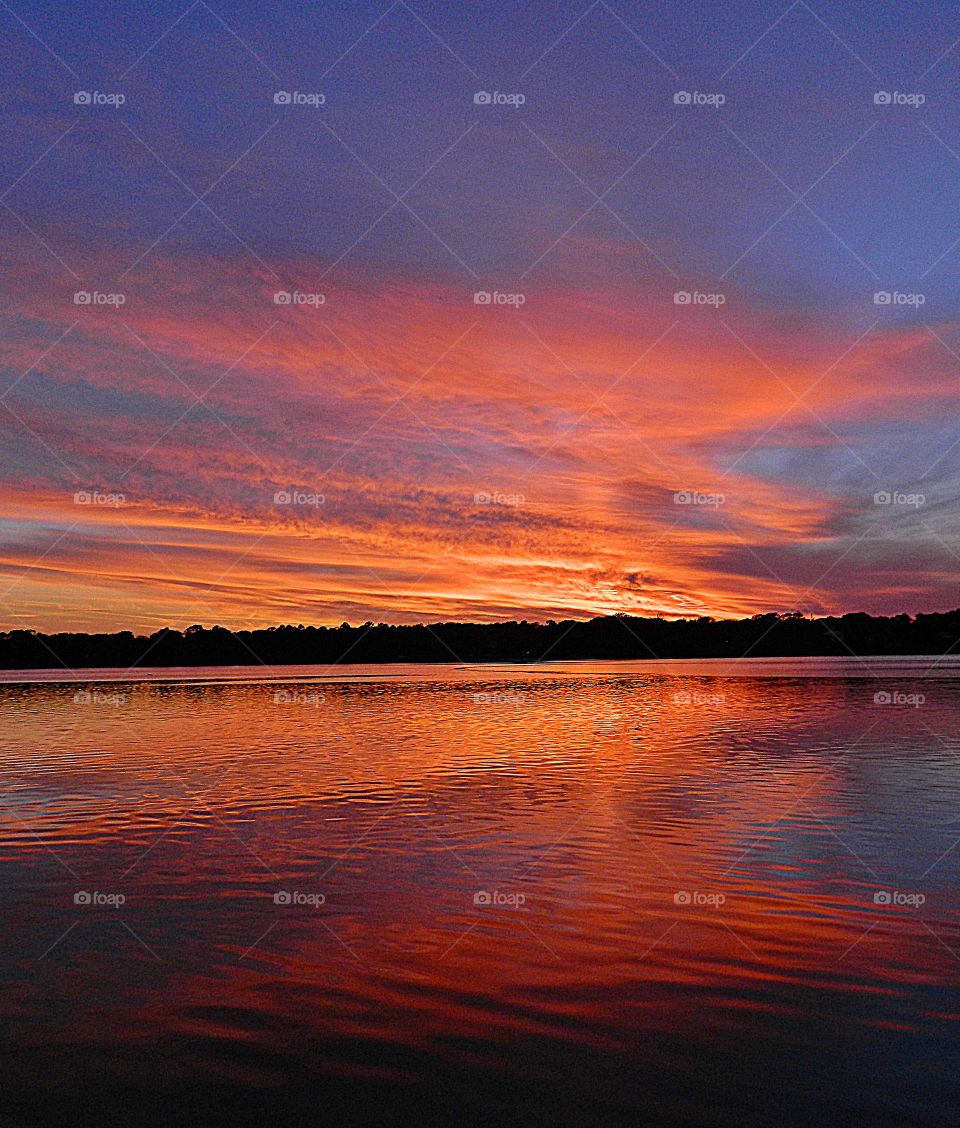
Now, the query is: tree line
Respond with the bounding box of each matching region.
[2,609,960,669]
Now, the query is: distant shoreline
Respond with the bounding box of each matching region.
[2,654,959,686]
[2,610,960,671]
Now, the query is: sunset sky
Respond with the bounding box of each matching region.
[2,0,959,631]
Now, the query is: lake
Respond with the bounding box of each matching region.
[1,657,958,1126]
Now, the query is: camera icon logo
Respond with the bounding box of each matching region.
[674,891,691,905]
[274,291,292,305]
[673,290,692,304]
[874,91,892,105]
[74,891,92,904]
[73,291,92,305]
[874,691,892,704]
[474,290,492,305]
[873,890,892,905]
[674,91,692,104]
[474,91,492,105]
[873,291,891,305]
[274,891,292,905]
[274,490,292,504]
[274,91,292,105]
[874,491,892,505]
[473,890,492,905]
[74,91,92,104]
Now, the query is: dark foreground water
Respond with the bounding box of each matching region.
[1,657,959,1127]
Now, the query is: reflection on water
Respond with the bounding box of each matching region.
[1,659,959,1126]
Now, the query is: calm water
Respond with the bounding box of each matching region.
[2,658,959,1127]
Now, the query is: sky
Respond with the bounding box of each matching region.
[1,0,960,632]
